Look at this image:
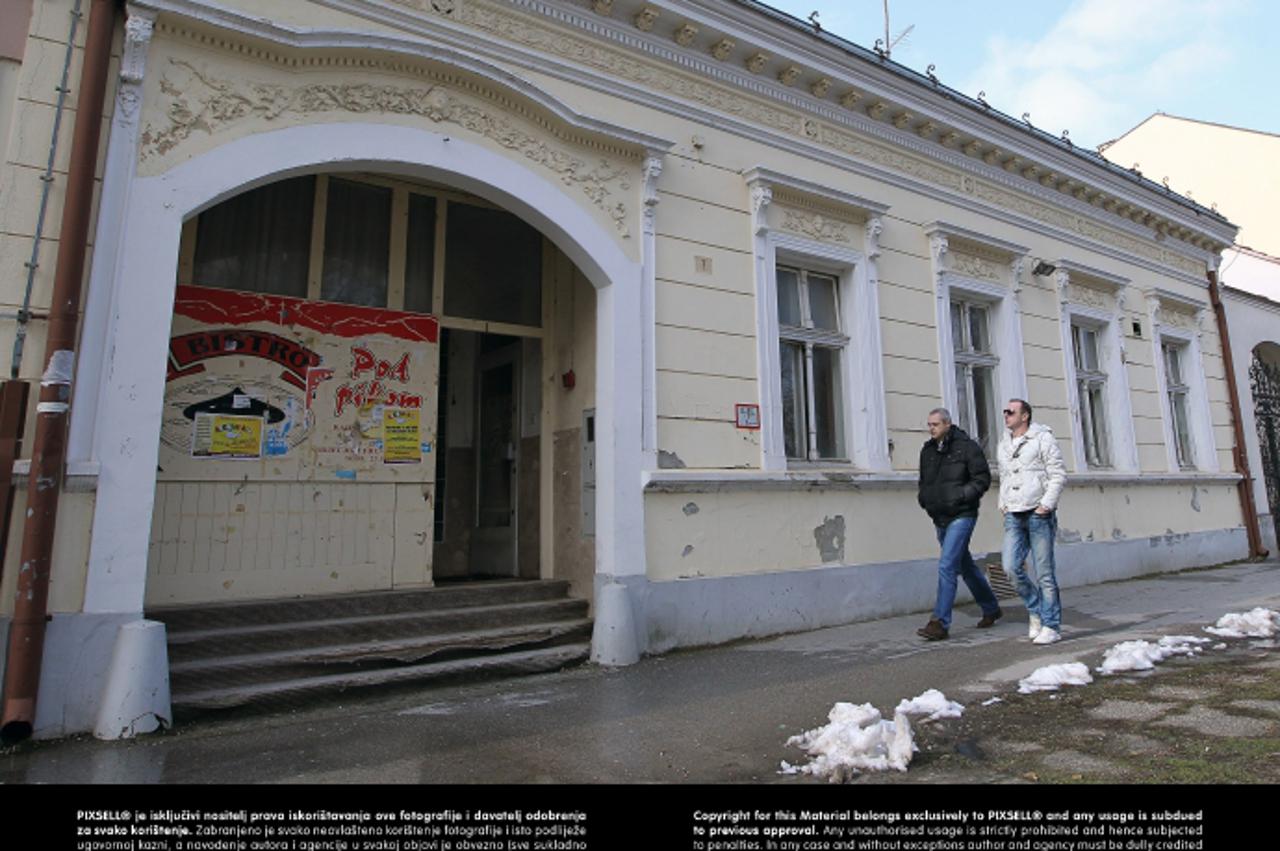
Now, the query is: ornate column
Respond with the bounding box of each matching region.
[640,153,662,462]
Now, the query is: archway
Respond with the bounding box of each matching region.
[1249,342,1280,551]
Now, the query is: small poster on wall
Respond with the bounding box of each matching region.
[192,413,264,459]
[382,408,422,464]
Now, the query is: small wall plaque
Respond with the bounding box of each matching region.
[735,403,761,430]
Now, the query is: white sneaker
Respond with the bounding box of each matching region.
[1032,627,1061,645]
[1028,614,1042,640]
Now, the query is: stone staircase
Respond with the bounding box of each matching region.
[149,579,592,714]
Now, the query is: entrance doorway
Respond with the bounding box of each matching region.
[433,330,540,581]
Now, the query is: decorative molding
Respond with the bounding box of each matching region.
[777,65,801,86]
[633,6,659,32]
[865,217,882,261]
[749,183,772,236]
[141,0,1222,277]
[778,207,852,244]
[950,250,1001,282]
[673,23,698,47]
[745,52,769,74]
[121,9,157,85]
[591,0,612,16]
[141,57,640,237]
[641,153,662,235]
[709,38,734,61]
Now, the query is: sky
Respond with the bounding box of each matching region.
[762,1,1279,150]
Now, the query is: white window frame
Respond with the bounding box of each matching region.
[1056,264,1139,473]
[924,223,1029,457]
[745,169,890,472]
[1147,289,1218,472]
[776,263,851,461]
[1070,319,1113,468]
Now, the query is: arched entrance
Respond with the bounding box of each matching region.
[76,122,648,619]
[146,170,598,606]
[1250,342,1280,550]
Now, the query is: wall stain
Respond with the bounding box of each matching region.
[658,450,686,469]
[1057,526,1084,544]
[813,515,846,563]
[682,545,694,557]
[1191,488,1201,513]
[682,502,700,516]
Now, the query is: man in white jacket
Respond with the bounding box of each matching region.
[997,399,1068,644]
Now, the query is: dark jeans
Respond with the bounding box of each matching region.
[932,515,1000,630]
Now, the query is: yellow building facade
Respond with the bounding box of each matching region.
[0,0,1254,737]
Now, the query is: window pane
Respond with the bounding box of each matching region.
[1164,343,1184,386]
[444,202,542,326]
[969,304,991,354]
[951,301,964,350]
[955,363,972,434]
[777,267,802,326]
[812,346,845,458]
[780,342,807,459]
[973,365,996,454]
[1171,391,1194,468]
[807,273,840,331]
[1082,329,1100,372]
[404,193,437,315]
[193,175,314,297]
[321,178,391,307]
[1086,383,1109,466]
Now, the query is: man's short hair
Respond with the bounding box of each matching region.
[929,407,952,423]
[1009,398,1033,420]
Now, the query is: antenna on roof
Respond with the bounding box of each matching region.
[882,0,913,58]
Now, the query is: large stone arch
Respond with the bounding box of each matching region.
[74,121,650,618]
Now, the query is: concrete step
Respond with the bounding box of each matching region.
[150,579,572,631]
[168,618,594,692]
[164,598,589,661]
[173,642,591,711]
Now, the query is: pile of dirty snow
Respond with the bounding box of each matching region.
[780,703,914,781]
[1204,608,1280,639]
[1097,635,1210,675]
[780,689,966,781]
[1017,662,1093,694]
[895,688,964,721]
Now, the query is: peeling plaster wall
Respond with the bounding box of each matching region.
[644,481,1243,583]
[0,489,94,617]
[627,525,1248,654]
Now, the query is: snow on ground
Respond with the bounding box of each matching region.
[1204,608,1280,639]
[981,697,1003,706]
[1018,662,1093,694]
[781,689,965,780]
[895,688,964,721]
[1097,635,1210,675]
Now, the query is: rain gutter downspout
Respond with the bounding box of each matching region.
[1207,268,1268,559]
[1,0,119,743]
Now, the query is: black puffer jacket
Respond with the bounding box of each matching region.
[917,425,991,526]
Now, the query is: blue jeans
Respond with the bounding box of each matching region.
[932,516,1000,630]
[1002,510,1061,631]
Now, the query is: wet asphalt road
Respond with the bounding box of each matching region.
[3,560,1277,785]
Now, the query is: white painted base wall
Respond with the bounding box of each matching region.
[601,526,1250,655]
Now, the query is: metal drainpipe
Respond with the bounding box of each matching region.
[1,0,119,743]
[6,0,82,378]
[1207,268,1268,559]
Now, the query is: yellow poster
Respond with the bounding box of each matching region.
[382,408,422,464]
[193,413,264,459]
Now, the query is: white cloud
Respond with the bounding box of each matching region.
[961,0,1249,146]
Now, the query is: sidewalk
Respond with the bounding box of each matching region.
[1,559,1277,784]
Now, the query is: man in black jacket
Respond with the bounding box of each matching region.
[915,408,1002,640]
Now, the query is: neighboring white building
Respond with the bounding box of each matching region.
[1103,114,1280,553]
[0,1,1255,738]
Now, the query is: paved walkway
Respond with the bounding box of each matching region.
[2,559,1277,784]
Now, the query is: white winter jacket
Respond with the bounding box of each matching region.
[997,423,1067,513]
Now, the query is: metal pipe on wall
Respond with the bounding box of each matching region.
[1207,268,1268,560]
[1,0,119,743]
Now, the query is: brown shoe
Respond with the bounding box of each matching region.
[916,619,949,641]
[976,608,1003,628]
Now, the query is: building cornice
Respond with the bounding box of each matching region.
[137,0,1233,271]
